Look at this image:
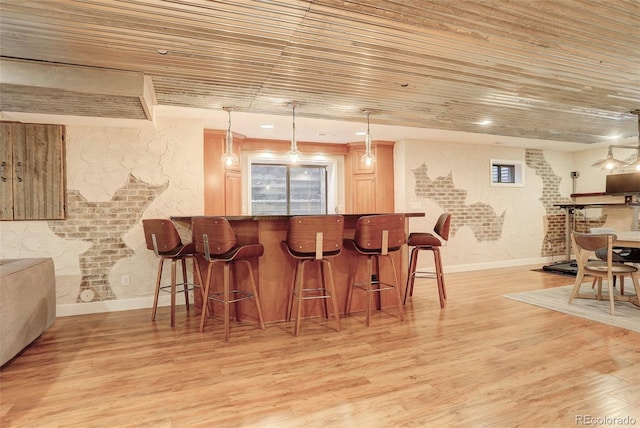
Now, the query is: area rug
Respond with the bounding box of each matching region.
[503,285,640,333]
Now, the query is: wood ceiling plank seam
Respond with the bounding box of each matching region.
[317,0,639,51]
[276,40,633,88]
[284,19,628,77]
[0,3,307,52]
[0,12,300,52]
[3,4,636,77]
[297,2,639,66]
[266,53,627,98]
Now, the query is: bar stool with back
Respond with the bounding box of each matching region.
[344,214,406,326]
[192,217,266,341]
[282,215,344,336]
[142,219,203,327]
[404,213,452,308]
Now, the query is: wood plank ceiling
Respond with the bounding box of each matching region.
[0,0,639,145]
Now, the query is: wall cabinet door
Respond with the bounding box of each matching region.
[225,170,242,215]
[0,122,65,220]
[346,141,394,213]
[353,174,376,213]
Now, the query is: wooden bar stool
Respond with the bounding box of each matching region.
[344,214,406,326]
[142,219,203,327]
[282,215,344,336]
[192,217,266,341]
[404,213,451,308]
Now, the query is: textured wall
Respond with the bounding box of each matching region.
[396,140,575,269]
[0,117,204,306]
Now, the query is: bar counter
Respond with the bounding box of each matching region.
[172,213,424,323]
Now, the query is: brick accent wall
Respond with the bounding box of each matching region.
[412,163,505,241]
[524,149,606,257]
[48,174,168,302]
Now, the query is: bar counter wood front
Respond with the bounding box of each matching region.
[172,213,424,324]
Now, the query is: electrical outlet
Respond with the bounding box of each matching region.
[121,275,130,286]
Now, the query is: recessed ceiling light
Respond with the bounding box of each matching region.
[355,131,366,136]
[156,48,169,55]
[260,124,274,129]
[474,120,493,125]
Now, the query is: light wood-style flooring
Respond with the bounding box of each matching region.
[1,265,639,427]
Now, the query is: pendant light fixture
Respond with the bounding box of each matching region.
[624,110,640,171]
[287,102,302,163]
[592,109,640,171]
[361,110,376,167]
[591,146,626,170]
[221,107,238,167]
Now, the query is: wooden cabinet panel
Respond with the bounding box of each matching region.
[0,123,12,220]
[353,175,376,213]
[0,122,65,220]
[346,141,394,213]
[204,129,243,215]
[225,171,242,215]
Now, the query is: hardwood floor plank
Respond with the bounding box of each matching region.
[1,266,639,427]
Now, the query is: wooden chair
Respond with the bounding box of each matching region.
[192,217,266,341]
[569,232,640,315]
[344,214,406,326]
[282,215,344,336]
[404,213,451,308]
[142,219,203,327]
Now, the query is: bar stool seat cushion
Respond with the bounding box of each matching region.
[407,233,441,247]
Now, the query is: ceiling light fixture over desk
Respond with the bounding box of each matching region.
[592,110,640,171]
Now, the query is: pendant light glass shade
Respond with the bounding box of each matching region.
[361,110,376,167]
[221,107,238,167]
[287,102,302,163]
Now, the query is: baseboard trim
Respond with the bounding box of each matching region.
[56,257,553,317]
[56,294,185,317]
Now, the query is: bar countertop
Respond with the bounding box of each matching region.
[172,212,425,222]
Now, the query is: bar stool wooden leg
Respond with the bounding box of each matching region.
[223,263,231,342]
[387,255,404,321]
[286,262,299,322]
[243,260,265,331]
[404,247,419,304]
[322,259,341,332]
[199,265,214,332]
[345,255,359,316]
[294,261,306,337]
[170,259,177,327]
[181,258,190,311]
[365,256,373,327]
[151,258,164,321]
[434,248,446,308]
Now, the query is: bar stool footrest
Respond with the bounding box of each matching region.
[206,289,254,304]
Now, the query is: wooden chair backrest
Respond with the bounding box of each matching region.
[286,215,344,257]
[434,213,452,241]
[354,214,406,253]
[572,232,615,270]
[192,217,237,256]
[142,219,182,254]
[572,232,614,252]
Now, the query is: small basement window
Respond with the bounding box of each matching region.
[491,159,524,187]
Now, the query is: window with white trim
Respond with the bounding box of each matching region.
[491,159,525,187]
